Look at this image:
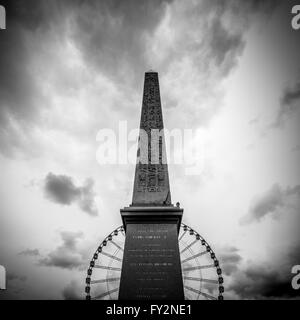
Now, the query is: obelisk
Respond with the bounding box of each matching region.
[118,71,184,300]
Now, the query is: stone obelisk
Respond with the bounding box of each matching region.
[118,71,184,300]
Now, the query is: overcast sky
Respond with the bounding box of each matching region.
[0,0,300,300]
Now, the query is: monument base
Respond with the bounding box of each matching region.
[118,207,184,300]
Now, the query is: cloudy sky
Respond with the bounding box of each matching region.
[0,0,300,300]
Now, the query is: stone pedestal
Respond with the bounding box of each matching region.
[119,207,184,300]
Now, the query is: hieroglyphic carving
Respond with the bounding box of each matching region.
[136,163,167,193]
[141,74,163,133]
[133,72,171,204]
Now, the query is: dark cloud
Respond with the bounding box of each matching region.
[39,231,85,269]
[69,0,170,84]
[77,178,99,217]
[282,83,300,106]
[179,0,278,71]
[274,82,300,127]
[219,247,242,276]
[7,272,27,282]
[216,243,300,299]
[0,1,57,156]
[44,173,81,205]
[0,0,169,135]
[62,280,83,300]
[228,266,297,299]
[228,244,300,299]
[246,0,280,11]
[0,0,90,157]
[0,271,26,300]
[240,184,300,225]
[44,173,98,216]
[147,0,279,126]
[18,249,40,257]
[209,17,244,70]
[0,0,282,156]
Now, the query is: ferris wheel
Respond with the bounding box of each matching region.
[85,224,224,300]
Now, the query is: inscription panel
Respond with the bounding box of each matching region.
[118,223,184,300]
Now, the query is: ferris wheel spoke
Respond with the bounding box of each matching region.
[94,265,122,271]
[92,288,119,300]
[183,264,215,272]
[111,240,124,251]
[184,276,219,284]
[181,250,207,264]
[90,278,120,285]
[180,239,198,254]
[184,286,217,300]
[178,230,187,241]
[201,278,219,285]
[100,251,122,262]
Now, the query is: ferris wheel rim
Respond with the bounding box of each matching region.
[85,224,224,300]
